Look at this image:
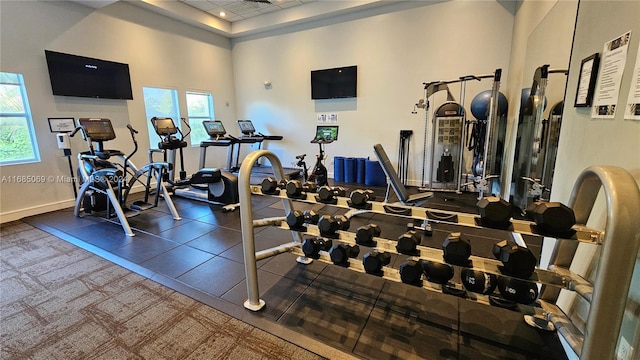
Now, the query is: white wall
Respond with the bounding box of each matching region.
[0,0,236,221]
[230,0,516,184]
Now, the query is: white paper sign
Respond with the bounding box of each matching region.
[624,42,640,120]
[592,31,632,119]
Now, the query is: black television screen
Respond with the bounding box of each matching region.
[45,50,133,100]
[311,66,357,99]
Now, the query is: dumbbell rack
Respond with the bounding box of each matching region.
[238,150,640,360]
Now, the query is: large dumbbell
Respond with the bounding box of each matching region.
[286,210,320,230]
[261,177,286,194]
[316,186,347,204]
[442,232,472,266]
[301,237,333,259]
[317,214,350,238]
[399,259,423,286]
[355,224,381,246]
[329,244,360,266]
[362,251,391,275]
[477,196,512,229]
[285,180,317,198]
[421,260,454,285]
[528,201,576,235]
[497,276,539,305]
[396,230,421,255]
[349,189,375,208]
[492,240,537,278]
[461,268,497,295]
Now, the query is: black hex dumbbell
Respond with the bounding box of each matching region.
[396,230,421,255]
[355,224,381,246]
[477,196,512,229]
[285,180,317,198]
[301,237,333,259]
[528,201,576,235]
[421,260,454,285]
[349,189,375,209]
[497,276,539,305]
[316,186,347,204]
[286,210,320,230]
[261,177,286,194]
[461,268,497,295]
[399,259,423,286]
[492,240,537,278]
[317,214,350,238]
[329,244,360,266]
[442,232,472,266]
[362,251,391,276]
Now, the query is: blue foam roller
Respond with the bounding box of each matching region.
[334,157,345,182]
[356,158,366,184]
[365,160,387,187]
[344,157,357,183]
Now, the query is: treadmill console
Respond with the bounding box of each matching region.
[203,120,227,138]
[237,120,256,136]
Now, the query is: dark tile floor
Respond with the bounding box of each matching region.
[24,181,568,360]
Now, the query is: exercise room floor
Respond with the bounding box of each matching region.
[24,182,568,360]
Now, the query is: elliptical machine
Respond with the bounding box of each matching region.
[150,117,239,209]
[72,118,181,236]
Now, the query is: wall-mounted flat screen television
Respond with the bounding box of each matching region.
[311,65,357,100]
[45,50,133,100]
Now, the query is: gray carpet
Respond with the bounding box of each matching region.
[0,220,325,360]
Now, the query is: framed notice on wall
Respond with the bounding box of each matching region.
[48,117,75,133]
[574,53,600,107]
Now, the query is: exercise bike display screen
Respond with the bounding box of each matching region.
[237,120,256,135]
[78,118,116,141]
[152,117,178,136]
[315,126,339,141]
[203,120,226,136]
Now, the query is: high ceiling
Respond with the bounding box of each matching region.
[179,0,316,23]
[72,0,404,38]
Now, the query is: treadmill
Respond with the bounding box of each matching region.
[200,120,237,170]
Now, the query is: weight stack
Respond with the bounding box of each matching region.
[365,160,387,187]
[334,156,345,182]
[344,157,357,183]
[356,157,366,184]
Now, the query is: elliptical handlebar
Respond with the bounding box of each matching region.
[70,125,95,156]
[179,117,191,140]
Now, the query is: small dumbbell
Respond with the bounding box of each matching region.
[527,201,576,235]
[477,196,512,229]
[317,215,350,238]
[285,180,317,198]
[396,230,421,255]
[316,186,347,203]
[286,210,320,230]
[442,232,472,266]
[362,251,391,275]
[492,240,537,278]
[301,237,333,259]
[421,260,454,285]
[407,219,433,236]
[355,224,381,246]
[349,189,375,208]
[261,177,286,194]
[399,259,423,286]
[497,276,538,305]
[329,244,360,266]
[461,268,497,295]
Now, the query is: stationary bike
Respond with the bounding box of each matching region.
[296,137,331,186]
[150,117,239,210]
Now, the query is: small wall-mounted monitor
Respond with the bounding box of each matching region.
[203,120,226,136]
[311,66,357,100]
[78,118,116,141]
[315,125,339,141]
[237,120,256,135]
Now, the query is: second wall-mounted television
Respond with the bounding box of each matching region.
[45,50,133,100]
[311,65,357,100]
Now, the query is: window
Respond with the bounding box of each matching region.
[0,72,40,165]
[186,92,215,146]
[142,87,181,148]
